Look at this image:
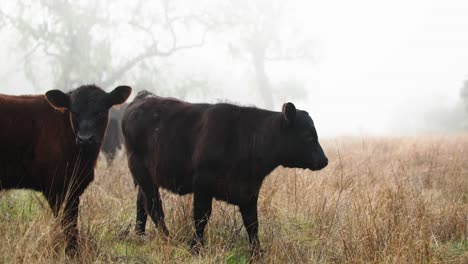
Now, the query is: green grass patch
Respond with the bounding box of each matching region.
[0,190,44,221]
[113,240,141,257]
[439,238,468,261]
[225,246,250,264]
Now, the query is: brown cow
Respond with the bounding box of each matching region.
[122,91,328,255]
[0,84,131,253]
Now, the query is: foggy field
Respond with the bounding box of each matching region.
[1,1,468,263]
[0,135,466,263]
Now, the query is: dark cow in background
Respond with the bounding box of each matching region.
[122,91,328,255]
[101,103,128,164]
[0,85,131,253]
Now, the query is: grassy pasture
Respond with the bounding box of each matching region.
[0,135,467,263]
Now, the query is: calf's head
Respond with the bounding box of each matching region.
[45,85,132,149]
[279,102,328,171]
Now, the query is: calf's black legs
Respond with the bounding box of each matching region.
[190,191,213,253]
[240,200,262,256]
[135,188,148,234]
[129,155,168,235]
[131,163,263,256]
[143,185,168,235]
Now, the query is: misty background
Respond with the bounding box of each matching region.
[1,0,467,136]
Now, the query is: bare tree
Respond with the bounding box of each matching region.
[219,0,314,109]
[462,80,468,113]
[0,0,209,92]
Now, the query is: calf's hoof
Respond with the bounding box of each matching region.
[135,223,146,236]
[65,240,78,256]
[189,239,204,255]
[135,229,146,236]
[251,246,265,259]
[159,225,170,237]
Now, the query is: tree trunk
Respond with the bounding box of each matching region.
[251,49,274,110]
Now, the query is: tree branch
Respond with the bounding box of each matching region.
[101,0,208,88]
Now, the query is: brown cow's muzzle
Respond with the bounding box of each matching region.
[76,133,99,147]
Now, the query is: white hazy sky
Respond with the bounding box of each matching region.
[292,0,468,135]
[1,0,468,136]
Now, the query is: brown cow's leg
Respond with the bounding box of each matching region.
[46,194,61,218]
[190,191,213,254]
[62,196,80,255]
[45,192,79,255]
[135,187,148,235]
[240,201,262,257]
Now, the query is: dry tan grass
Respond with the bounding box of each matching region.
[0,135,467,263]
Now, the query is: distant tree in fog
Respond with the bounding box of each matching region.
[216,0,314,109]
[460,80,468,128]
[462,80,468,112]
[0,0,209,94]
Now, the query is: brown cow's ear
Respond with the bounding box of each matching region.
[108,85,132,107]
[45,90,70,110]
[282,102,296,126]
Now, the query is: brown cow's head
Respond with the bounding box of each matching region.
[45,85,132,149]
[280,102,328,171]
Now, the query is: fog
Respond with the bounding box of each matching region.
[1,0,468,136]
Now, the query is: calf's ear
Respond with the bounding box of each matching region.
[45,90,70,110]
[282,102,296,126]
[108,85,132,106]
